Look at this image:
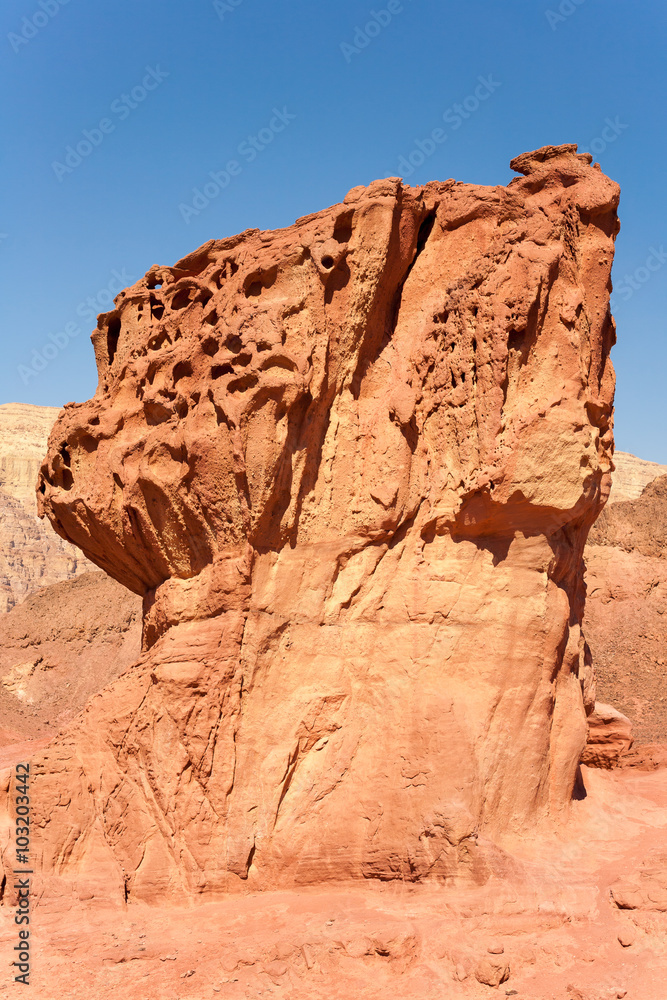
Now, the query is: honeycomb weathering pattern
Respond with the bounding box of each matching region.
[17,145,619,901]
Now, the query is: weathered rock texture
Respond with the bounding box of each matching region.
[0,403,93,612]
[6,145,620,902]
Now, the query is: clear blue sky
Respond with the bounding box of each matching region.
[1,0,665,460]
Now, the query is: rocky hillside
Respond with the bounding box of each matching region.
[608,450,667,503]
[0,403,93,611]
[584,473,667,744]
[0,571,141,745]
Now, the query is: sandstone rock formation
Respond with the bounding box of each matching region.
[0,403,93,612]
[4,144,620,903]
[0,571,141,746]
[581,702,633,768]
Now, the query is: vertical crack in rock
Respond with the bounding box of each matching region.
[7,144,621,902]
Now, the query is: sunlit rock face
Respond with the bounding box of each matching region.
[22,144,618,902]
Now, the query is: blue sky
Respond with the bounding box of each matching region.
[1,0,665,460]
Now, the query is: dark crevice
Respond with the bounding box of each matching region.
[107,317,121,365]
[333,211,354,243]
[387,210,437,343]
[245,841,256,876]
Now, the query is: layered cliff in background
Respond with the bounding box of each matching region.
[608,451,667,503]
[0,403,93,611]
[0,144,620,905]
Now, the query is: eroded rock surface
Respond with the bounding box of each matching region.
[3,144,620,903]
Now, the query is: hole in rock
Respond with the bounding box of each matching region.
[260,355,297,372]
[321,255,335,270]
[472,338,477,352]
[228,374,259,393]
[201,337,218,356]
[171,288,191,311]
[144,401,172,425]
[235,353,252,368]
[244,267,277,298]
[107,317,121,365]
[212,363,234,378]
[113,473,123,489]
[79,435,98,454]
[451,371,457,388]
[204,309,218,326]
[508,329,525,352]
[333,212,353,243]
[148,329,171,351]
[38,481,46,495]
[225,335,243,353]
[150,296,165,320]
[61,469,73,490]
[256,341,271,353]
[59,444,71,466]
[173,361,193,382]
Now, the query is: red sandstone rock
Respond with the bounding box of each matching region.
[581,702,633,768]
[1,144,620,905]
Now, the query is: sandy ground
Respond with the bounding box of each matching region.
[1,760,665,1000]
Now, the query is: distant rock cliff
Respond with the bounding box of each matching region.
[608,451,667,504]
[0,404,93,612]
